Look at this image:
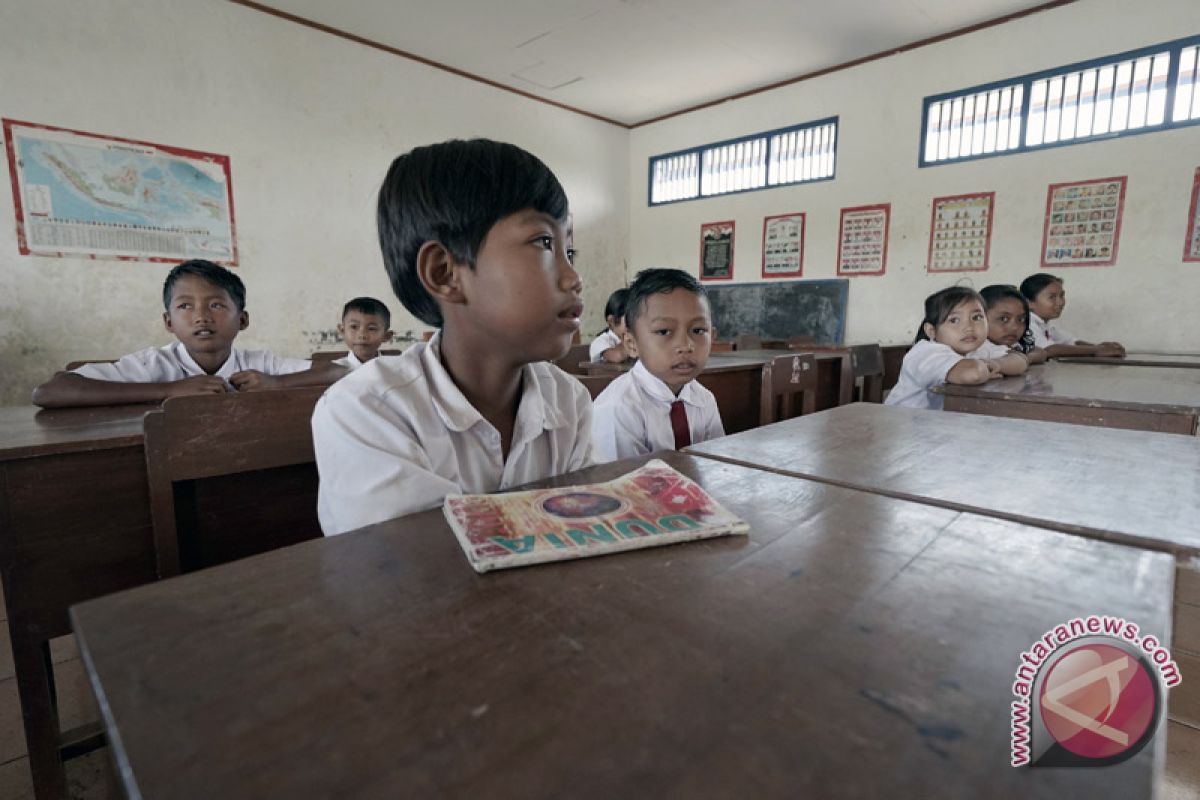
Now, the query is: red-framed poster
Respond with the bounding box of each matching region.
[1039,176,1125,268]
[927,191,994,273]
[2,118,238,264]
[1184,167,1200,263]
[761,213,805,278]
[700,220,735,281]
[836,204,889,276]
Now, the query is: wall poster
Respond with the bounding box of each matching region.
[1184,167,1200,263]
[700,220,735,281]
[1040,176,1125,268]
[836,204,889,276]
[927,191,994,272]
[761,213,805,278]
[3,118,237,264]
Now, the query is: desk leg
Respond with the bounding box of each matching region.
[12,634,66,799]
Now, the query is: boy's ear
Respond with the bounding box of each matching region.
[922,321,936,340]
[382,329,395,343]
[239,310,250,331]
[416,241,467,307]
[162,311,173,332]
[622,330,639,358]
[336,322,346,336]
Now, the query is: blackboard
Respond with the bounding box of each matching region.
[705,279,849,344]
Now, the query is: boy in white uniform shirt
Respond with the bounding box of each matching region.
[32,260,343,408]
[332,297,394,370]
[312,139,594,536]
[591,268,724,461]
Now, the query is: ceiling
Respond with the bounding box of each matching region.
[246,0,1063,126]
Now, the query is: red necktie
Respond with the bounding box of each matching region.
[670,400,691,450]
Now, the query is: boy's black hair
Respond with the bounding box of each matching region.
[980,284,1035,353]
[376,138,570,327]
[1019,273,1063,302]
[914,286,984,343]
[162,260,246,311]
[342,296,392,327]
[624,268,708,331]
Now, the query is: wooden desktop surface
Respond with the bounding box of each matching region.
[71,452,1171,800]
[685,402,1200,556]
[1057,352,1200,369]
[936,362,1200,435]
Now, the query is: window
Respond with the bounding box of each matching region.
[921,34,1200,166]
[649,118,836,206]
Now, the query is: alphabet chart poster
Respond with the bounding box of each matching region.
[927,192,994,272]
[761,213,805,277]
[836,204,889,276]
[1040,176,1125,268]
[700,220,735,281]
[1185,167,1200,263]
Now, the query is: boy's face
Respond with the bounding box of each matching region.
[338,311,393,361]
[624,288,713,393]
[162,275,247,361]
[455,209,582,363]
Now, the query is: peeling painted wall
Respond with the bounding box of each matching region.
[0,0,630,405]
[629,0,1200,351]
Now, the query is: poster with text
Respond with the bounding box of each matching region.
[837,204,889,276]
[1185,167,1200,263]
[3,118,237,264]
[1040,176,1125,268]
[761,213,805,277]
[700,220,735,281]
[928,192,994,272]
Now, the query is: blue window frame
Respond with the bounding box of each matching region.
[648,117,837,206]
[920,34,1200,167]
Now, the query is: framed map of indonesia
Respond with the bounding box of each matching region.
[3,119,237,264]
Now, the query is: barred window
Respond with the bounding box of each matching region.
[649,118,836,206]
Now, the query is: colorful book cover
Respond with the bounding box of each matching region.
[443,459,750,572]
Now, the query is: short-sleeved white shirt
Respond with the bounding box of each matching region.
[591,360,725,462]
[967,340,1012,360]
[589,329,622,362]
[1029,312,1076,348]
[884,340,965,411]
[71,341,310,389]
[312,332,595,536]
[331,351,366,370]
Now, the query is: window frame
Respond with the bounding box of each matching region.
[919,34,1200,168]
[647,116,838,207]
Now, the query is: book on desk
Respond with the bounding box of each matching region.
[444,459,749,572]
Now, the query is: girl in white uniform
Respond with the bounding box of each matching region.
[1019,274,1125,359]
[589,287,630,363]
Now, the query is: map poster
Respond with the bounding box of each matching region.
[3,119,237,264]
[761,213,805,278]
[927,191,994,273]
[700,220,735,281]
[836,204,889,276]
[1184,167,1200,263]
[1040,176,1125,268]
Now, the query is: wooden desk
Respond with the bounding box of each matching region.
[71,451,1170,799]
[936,362,1200,435]
[1058,352,1200,369]
[725,349,853,409]
[0,404,158,798]
[686,402,1200,556]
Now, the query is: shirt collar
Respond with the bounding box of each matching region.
[1029,312,1046,326]
[630,360,704,406]
[173,341,239,379]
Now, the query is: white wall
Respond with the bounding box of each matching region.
[629,0,1200,349]
[0,0,629,405]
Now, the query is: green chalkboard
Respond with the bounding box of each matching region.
[705,279,849,344]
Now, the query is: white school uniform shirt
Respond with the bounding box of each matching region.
[589,329,622,362]
[312,332,595,536]
[71,341,310,388]
[591,360,725,462]
[967,340,1012,360]
[332,351,366,370]
[884,340,965,411]
[1028,312,1077,348]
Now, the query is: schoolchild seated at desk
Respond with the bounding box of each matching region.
[312,138,594,536]
[1020,273,1125,358]
[333,296,394,370]
[589,287,630,363]
[31,260,345,408]
[591,268,724,461]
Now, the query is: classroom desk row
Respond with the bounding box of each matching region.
[70,449,1175,799]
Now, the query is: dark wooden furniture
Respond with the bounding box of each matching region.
[0,404,156,799]
[759,353,818,424]
[731,349,853,409]
[849,343,885,402]
[309,349,402,361]
[71,451,1171,800]
[936,362,1200,435]
[1057,352,1200,369]
[880,343,910,391]
[734,333,762,350]
[552,343,592,374]
[710,340,735,352]
[687,402,1200,556]
[574,373,616,399]
[144,388,326,577]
